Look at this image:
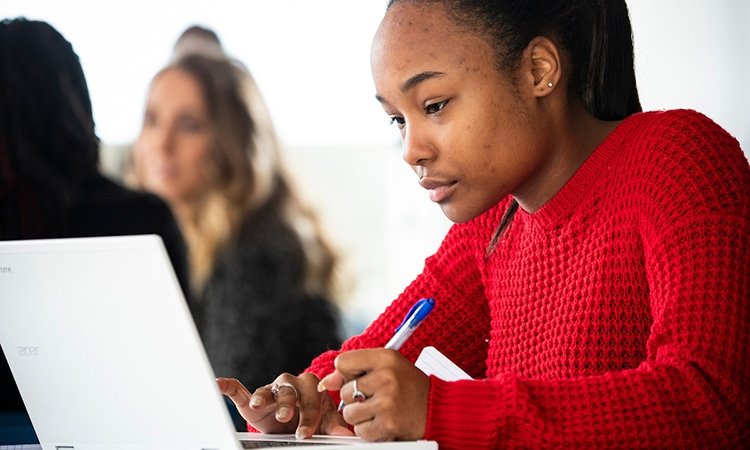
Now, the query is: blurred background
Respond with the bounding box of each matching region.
[2,0,748,334]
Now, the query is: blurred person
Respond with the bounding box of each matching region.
[171,24,224,61]
[0,17,188,444]
[128,33,343,430]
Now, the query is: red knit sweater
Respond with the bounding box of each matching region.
[306,110,750,448]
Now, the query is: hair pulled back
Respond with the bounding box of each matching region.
[386,0,643,252]
[387,0,641,120]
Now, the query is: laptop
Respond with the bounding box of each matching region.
[0,235,436,450]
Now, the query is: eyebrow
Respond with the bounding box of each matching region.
[375,70,446,103]
[401,71,445,92]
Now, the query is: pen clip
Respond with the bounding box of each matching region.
[394,297,435,332]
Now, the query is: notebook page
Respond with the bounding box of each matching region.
[414,346,472,381]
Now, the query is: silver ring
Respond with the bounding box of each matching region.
[351,379,367,403]
[271,382,299,399]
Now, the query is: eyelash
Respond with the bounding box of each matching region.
[388,99,450,129]
[425,99,449,115]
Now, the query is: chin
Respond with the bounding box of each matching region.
[441,198,498,223]
[440,204,475,224]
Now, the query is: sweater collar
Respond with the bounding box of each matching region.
[517,112,643,228]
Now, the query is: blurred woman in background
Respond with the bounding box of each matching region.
[128,27,343,430]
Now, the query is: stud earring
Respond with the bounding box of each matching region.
[547,82,553,88]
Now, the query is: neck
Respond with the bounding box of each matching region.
[514,103,620,213]
[170,200,196,228]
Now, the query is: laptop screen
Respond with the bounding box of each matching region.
[0,236,437,450]
[0,236,241,450]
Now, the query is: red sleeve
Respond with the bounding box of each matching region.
[305,203,505,397]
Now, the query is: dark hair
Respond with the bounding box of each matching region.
[176,25,222,48]
[387,0,641,121]
[172,25,225,60]
[0,17,99,239]
[386,0,642,252]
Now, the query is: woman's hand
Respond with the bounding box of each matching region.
[217,373,352,439]
[318,349,430,441]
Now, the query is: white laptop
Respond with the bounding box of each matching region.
[0,235,436,450]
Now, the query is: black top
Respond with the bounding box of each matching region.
[68,175,189,292]
[193,201,342,395]
[1,175,189,412]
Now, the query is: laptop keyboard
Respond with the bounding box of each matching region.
[241,439,338,448]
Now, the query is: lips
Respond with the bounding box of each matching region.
[419,176,457,203]
[151,164,179,180]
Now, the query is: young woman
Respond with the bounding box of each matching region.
[130,49,343,429]
[219,1,750,447]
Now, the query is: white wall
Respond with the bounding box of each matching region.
[2,1,747,333]
[628,0,750,154]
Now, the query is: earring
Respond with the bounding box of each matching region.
[547,82,553,88]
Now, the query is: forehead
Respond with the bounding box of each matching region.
[149,68,205,105]
[371,2,493,82]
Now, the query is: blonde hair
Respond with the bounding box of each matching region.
[130,53,339,300]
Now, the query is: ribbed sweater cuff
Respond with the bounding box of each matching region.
[424,376,499,449]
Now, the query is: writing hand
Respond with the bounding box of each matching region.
[317,349,430,441]
[217,373,352,439]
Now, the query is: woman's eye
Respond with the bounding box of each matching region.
[143,112,157,128]
[425,100,448,115]
[177,118,204,133]
[389,116,405,129]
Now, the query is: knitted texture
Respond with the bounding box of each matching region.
[306,110,750,448]
[194,201,342,393]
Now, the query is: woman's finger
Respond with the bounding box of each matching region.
[320,397,355,437]
[292,373,330,439]
[217,377,274,425]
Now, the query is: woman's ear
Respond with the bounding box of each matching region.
[525,36,562,98]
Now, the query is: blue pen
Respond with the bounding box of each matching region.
[337,297,435,411]
[384,297,435,350]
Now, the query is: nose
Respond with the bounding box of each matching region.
[148,125,175,157]
[401,123,435,167]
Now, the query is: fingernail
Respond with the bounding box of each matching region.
[296,426,310,440]
[250,396,263,407]
[316,379,327,392]
[277,407,291,419]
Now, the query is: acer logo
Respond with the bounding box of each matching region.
[0,267,11,274]
[18,346,39,356]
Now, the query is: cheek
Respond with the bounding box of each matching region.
[132,140,157,178]
[183,141,212,180]
[132,136,149,158]
[462,122,527,196]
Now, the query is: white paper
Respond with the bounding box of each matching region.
[414,346,473,381]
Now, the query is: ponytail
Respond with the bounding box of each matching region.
[584,0,641,120]
[486,198,519,256]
